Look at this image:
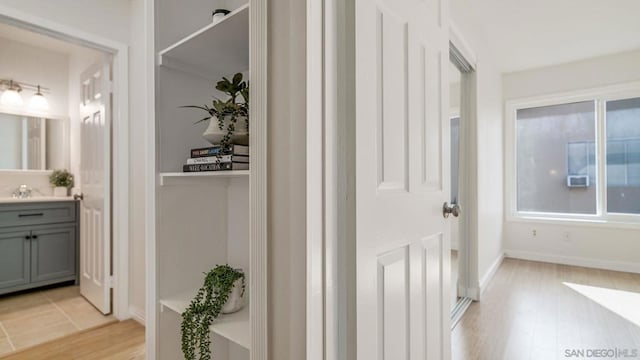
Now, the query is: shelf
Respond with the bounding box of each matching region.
[160,290,251,350]
[160,171,249,186]
[158,4,249,79]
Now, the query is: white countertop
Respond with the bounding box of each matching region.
[0,196,75,204]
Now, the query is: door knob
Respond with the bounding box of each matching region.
[73,193,84,201]
[443,202,460,218]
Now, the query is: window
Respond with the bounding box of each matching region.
[516,101,597,214]
[508,89,640,222]
[606,97,640,214]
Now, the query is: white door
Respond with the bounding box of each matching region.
[78,58,112,315]
[355,0,451,359]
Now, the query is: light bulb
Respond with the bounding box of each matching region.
[1,88,23,107]
[29,85,49,112]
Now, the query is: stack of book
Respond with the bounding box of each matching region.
[183,144,250,172]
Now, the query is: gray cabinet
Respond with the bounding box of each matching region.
[0,229,30,290]
[0,201,78,296]
[31,225,77,283]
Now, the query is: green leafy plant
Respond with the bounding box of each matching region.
[181,265,245,360]
[182,73,249,150]
[49,169,74,188]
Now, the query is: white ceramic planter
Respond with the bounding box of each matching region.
[53,186,68,197]
[220,277,245,314]
[202,116,249,146]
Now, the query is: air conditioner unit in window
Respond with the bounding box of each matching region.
[567,175,589,187]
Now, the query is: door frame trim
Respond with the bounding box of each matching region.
[449,22,481,301]
[307,0,357,359]
[0,6,130,320]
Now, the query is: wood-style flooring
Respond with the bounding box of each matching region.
[0,320,144,360]
[0,285,115,356]
[452,258,640,360]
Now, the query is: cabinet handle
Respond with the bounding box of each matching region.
[25,235,31,240]
[18,213,44,218]
[32,235,38,239]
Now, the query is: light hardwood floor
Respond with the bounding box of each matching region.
[452,258,640,360]
[0,320,144,360]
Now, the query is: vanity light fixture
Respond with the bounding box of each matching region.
[0,79,50,112]
[29,85,49,111]
[0,80,24,107]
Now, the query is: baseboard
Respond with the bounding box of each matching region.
[466,253,505,301]
[504,249,640,274]
[129,305,146,326]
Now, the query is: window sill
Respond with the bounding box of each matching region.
[506,214,640,230]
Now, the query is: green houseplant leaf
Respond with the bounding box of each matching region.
[182,72,250,151]
[49,169,74,188]
[181,265,245,360]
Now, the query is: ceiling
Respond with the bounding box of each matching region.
[471,0,640,73]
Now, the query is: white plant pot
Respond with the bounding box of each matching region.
[202,116,249,146]
[53,187,68,197]
[220,277,245,314]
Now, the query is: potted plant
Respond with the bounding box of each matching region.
[49,169,74,197]
[181,264,245,360]
[182,73,249,149]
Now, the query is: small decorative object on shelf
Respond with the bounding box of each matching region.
[49,169,74,197]
[182,144,250,172]
[182,72,249,148]
[181,265,245,360]
[212,9,230,24]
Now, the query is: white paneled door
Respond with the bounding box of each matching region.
[355,0,451,359]
[78,58,112,315]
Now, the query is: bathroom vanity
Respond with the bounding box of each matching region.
[0,199,79,296]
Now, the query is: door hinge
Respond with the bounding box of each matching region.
[106,275,115,289]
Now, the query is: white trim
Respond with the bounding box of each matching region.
[143,0,157,357]
[0,7,130,321]
[478,253,504,298]
[454,55,480,304]
[129,305,146,325]
[449,21,477,70]
[249,0,269,359]
[306,0,324,359]
[504,81,640,226]
[505,249,640,274]
[0,107,68,121]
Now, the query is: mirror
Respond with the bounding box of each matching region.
[0,112,68,171]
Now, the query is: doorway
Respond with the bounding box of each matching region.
[449,43,475,327]
[0,12,129,355]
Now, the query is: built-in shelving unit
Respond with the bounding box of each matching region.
[159,171,250,186]
[151,1,259,359]
[158,4,249,80]
[160,291,251,350]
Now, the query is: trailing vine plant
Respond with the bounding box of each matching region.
[182,72,249,154]
[181,265,245,360]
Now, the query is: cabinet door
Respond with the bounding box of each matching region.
[0,229,30,290]
[31,226,77,283]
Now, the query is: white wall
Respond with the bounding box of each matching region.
[269,0,306,358]
[0,36,69,116]
[0,36,69,194]
[0,0,148,319]
[503,49,640,273]
[450,0,505,294]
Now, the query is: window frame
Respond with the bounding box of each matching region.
[505,82,640,227]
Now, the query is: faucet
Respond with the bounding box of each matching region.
[12,185,32,199]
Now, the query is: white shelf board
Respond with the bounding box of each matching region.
[160,290,251,350]
[158,4,249,79]
[160,171,249,186]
